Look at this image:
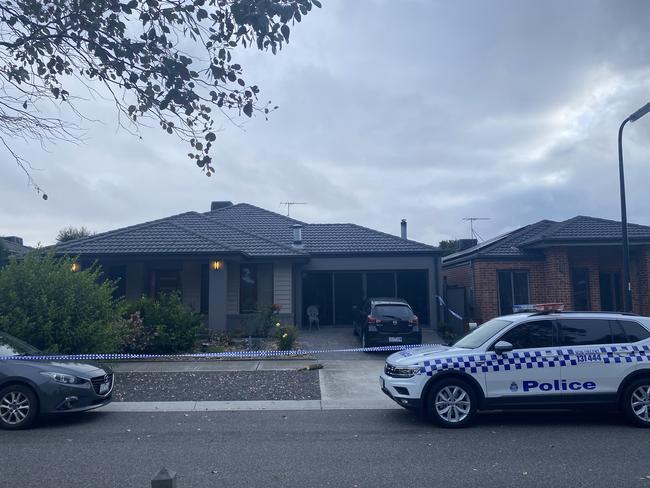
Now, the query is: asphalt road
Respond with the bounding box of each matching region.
[1,409,649,488]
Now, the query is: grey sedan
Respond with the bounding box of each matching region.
[0,332,113,429]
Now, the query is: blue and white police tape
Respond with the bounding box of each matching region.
[0,343,442,362]
[436,295,463,321]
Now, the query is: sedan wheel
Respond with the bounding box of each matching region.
[0,385,38,430]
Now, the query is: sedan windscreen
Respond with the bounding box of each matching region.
[372,305,413,320]
[0,333,40,357]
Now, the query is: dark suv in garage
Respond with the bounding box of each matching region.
[353,298,421,348]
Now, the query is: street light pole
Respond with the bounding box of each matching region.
[617,102,650,313]
[617,117,632,312]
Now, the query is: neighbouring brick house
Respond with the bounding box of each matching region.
[442,215,650,325]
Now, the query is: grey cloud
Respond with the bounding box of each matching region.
[3,0,650,248]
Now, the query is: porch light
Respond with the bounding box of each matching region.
[210,260,223,270]
[70,262,80,272]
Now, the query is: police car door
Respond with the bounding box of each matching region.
[558,318,635,397]
[483,319,558,399]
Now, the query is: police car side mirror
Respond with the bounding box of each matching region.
[494,341,513,355]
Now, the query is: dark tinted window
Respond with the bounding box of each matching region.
[497,270,529,315]
[620,320,650,343]
[559,319,613,346]
[610,320,628,343]
[571,268,590,311]
[498,320,554,349]
[372,304,413,320]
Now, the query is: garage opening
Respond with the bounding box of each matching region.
[301,270,429,327]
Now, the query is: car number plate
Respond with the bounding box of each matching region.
[388,337,403,343]
[99,382,110,394]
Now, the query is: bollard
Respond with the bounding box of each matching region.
[151,468,177,488]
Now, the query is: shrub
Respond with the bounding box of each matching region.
[123,292,202,353]
[0,253,122,354]
[255,303,282,337]
[274,321,299,351]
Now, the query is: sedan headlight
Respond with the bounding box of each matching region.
[41,372,86,385]
[384,364,422,378]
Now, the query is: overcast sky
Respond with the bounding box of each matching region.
[3,0,650,247]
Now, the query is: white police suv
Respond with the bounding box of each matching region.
[380,311,650,427]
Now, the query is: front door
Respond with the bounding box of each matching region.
[483,319,558,399]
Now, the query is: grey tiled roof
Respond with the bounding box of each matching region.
[300,224,438,254]
[443,215,650,267]
[1,237,33,256]
[443,220,555,265]
[54,203,438,257]
[207,204,438,255]
[521,215,650,245]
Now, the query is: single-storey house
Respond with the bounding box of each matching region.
[442,215,650,326]
[1,236,32,265]
[54,202,442,331]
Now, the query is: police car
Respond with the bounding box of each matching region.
[380,310,650,427]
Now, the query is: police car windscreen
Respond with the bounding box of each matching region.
[373,305,413,320]
[453,318,513,349]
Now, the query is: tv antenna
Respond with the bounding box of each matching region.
[462,217,490,242]
[280,202,307,217]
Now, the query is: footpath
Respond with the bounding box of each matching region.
[99,329,443,412]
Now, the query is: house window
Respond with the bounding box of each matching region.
[497,270,529,315]
[571,268,590,311]
[108,265,127,299]
[152,269,181,296]
[599,272,622,311]
[239,264,258,313]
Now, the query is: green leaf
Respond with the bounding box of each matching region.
[281,24,290,42]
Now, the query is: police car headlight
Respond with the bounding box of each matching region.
[385,364,421,378]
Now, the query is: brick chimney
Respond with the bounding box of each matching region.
[210,201,233,211]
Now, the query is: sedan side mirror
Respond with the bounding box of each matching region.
[494,340,513,355]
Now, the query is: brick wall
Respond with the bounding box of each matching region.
[443,244,650,323]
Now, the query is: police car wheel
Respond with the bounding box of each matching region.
[622,378,650,428]
[426,379,477,428]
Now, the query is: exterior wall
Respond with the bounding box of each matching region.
[208,261,228,330]
[181,261,201,312]
[273,262,293,316]
[443,262,473,290]
[443,244,650,324]
[639,247,650,316]
[302,255,440,328]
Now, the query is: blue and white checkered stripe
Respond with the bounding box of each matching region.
[0,343,442,362]
[420,344,650,376]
